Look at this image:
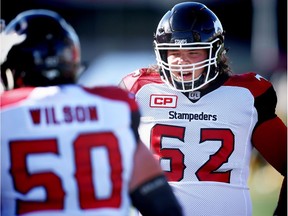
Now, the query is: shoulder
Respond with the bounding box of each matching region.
[224,72,278,122]
[82,85,139,112]
[0,87,35,109]
[119,68,163,94]
[224,72,273,97]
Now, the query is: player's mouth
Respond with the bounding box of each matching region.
[172,71,194,81]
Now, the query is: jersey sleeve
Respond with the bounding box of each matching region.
[225,72,287,175]
[224,73,275,124]
[254,83,277,124]
[252,116,287,175]
[252,116,287,215]
[245,74,287,176]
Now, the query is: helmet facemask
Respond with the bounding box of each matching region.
[154,38,223,92]
[153,2,226,92]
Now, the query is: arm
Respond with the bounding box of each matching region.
[129,142,183,216]
[252,116,287,175]
[252,81,287,215]
[252,117,287,215]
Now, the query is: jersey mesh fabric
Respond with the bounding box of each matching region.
[1,85,137,216]
[131,73,259,216]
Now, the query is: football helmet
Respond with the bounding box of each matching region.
[1,9,81,88]
[154,2,225,92]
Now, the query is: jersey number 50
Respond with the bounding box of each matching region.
[9,132,122,215]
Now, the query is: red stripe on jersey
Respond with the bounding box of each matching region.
[0,87,35,109]
[82,86,139,112]
[223,72,272,97]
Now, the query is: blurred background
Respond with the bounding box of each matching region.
[2,0,287,215]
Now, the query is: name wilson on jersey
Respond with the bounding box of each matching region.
[169,111,217,122]
[29,105,98,125]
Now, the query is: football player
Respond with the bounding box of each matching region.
[119,2,287,215]
[0,9,183,216]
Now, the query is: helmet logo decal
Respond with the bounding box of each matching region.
[174,39,187,44]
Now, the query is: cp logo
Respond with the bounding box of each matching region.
[150,94,178,108]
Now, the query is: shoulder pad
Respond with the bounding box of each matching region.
[0,87,35,109]
[120,68,162,93]
[224,72,272,97]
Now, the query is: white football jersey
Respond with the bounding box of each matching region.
[120,69,276,216]
[1,85,139,216]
